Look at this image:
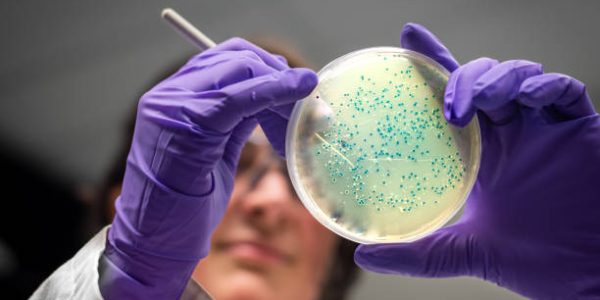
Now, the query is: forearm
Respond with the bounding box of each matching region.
[99,244,197,299]
[99,165,220,299]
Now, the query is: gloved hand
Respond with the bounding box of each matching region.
[99,38,317,299]
[354,23,600,299]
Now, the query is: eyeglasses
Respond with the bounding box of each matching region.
[236,140,299,202]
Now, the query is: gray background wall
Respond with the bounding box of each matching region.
[2,1,598,298]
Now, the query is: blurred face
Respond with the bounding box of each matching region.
[192,145,338,300]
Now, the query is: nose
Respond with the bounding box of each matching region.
[238,168,296,234]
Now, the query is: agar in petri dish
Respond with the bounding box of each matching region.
[286,47,481,243]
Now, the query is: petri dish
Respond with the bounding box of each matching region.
[286,47,481,244]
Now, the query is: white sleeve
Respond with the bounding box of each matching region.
[29,226,213,300]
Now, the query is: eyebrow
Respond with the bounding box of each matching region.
[248,163,271,189]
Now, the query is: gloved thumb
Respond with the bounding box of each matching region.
[354,224,479,278]
[400,23,460,72]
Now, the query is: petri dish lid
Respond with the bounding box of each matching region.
[286,47,481,244]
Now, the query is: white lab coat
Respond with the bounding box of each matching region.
[29,227,212,300]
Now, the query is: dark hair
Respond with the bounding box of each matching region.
[97,38,360,300]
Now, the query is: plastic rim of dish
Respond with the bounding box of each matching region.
[286,47,481,244]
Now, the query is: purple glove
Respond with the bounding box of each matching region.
[99,38,317,299]
[354,23,600,299]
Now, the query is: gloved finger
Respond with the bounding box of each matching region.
[222,117,259,170]
[354,225,479,278]
[518,73,596,120]
[400,23,460,72]
[274,54,288,65]
[472,60,543,124]
[258,100,302,157]
[224,67,317,113]
[444,58,499,127]
[186,68,317,132]
[179,48,261,74]
[173,52,280,91]
[268,102,296,120]
[211,37,289,71]
[256,110,289,157]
